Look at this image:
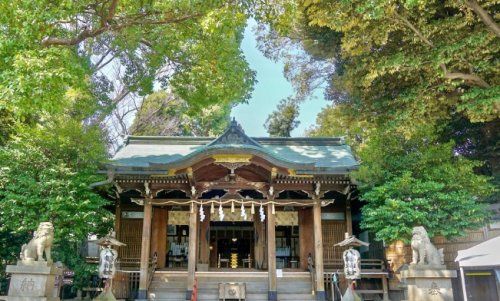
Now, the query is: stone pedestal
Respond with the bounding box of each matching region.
[400,265,457,301]
[5,261,63,301]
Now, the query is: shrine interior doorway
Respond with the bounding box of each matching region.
[209,221,254,269]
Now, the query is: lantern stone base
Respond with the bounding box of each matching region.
[5,261,62,301]
[400,265,457,301]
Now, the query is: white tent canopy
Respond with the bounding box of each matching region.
[455,236,500,267]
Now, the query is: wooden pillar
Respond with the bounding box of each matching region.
[382,275,389,301]
[313,201,326,301]
[138,199,153,300]
[186,204,198,300]
[114,201,121,240]
[254,214,266,269]
[267,204,277,301]
[198,210,210,268]
[346,199,353,235]
[151,207,168,268]
[298,208,314,270]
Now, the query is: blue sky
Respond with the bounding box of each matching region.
[231,20,328,137]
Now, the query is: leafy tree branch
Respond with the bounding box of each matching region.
[465,0,500,37]
[394,11,490,88]
[42,12,203,47]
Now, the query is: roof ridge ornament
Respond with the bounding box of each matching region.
[208,118,262,147]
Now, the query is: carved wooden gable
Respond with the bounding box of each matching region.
[208,118,262,148]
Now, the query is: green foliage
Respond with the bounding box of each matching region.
[0,1,259,290]
[261,0,498,241]
[264,97,300,137]
[0,0,256,135]
[307,104,365,147]
[354,126,493,242]
[0,121,113,288]
[130,90,231,136]
[300,0,499,121]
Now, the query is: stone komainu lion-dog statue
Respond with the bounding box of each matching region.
[411,226,444,266]
[20,222,54,263]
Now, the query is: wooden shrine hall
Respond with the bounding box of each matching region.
[104,119,361,301]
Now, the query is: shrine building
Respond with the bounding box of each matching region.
[104,120,370,301]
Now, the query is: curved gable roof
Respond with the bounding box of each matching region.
[111,120,359,174]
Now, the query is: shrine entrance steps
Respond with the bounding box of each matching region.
[148,270,316,301]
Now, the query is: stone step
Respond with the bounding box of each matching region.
[149,271,314,301]
[149,293,316,301]
[150,281,311,291]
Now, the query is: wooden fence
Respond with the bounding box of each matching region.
[323,259,389,301]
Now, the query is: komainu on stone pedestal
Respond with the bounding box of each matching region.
[400,265,457,301]
[5,261,63,301]
[5,222,62,301]
[20,222,54,264]
[401,226,457,301]
[410,226,443,266]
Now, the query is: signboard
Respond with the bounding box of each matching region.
[61,269,74,286]
[321,212,345,221]
[62,279,74,285]
[219,283,246,300]
[121,211,144,219]
[276,269,283,278]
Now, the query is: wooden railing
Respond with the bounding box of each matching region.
[323,272,341,301]
[85,257,157,299]
[113,270,140,299]
[85,257,147,268]
[308,266,315,296]
[323,259,390,301]
[324,258,386,271]
[147,254,158,290]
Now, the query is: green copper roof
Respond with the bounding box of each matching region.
[111,120,359,174]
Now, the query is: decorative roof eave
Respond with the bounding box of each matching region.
[294,165,360,175]
[109,144,316,174]
[103,163,358,180]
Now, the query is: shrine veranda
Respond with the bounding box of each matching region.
[104,120,366,300]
